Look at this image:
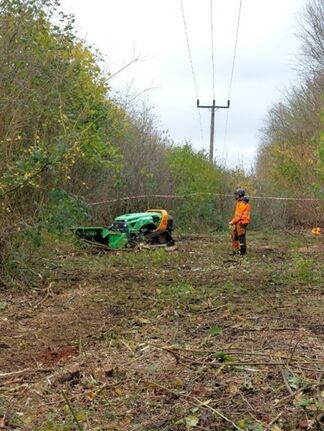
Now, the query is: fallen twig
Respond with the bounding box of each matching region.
[0,369,31,378]
[275,381,324,407]
[33,283,54,309]
[194,398,244,431]
[163,348,181,364]
[156,349,324,372]
[181,357,319,368]
[265,411,283,431]
[154,345,324,364]
[286,336,303,366]
[0,377,23,387]
[238,390,264,425]
[62,390,83,431]
[232,327,306,332]
[144,380,244,431]
[0,368,53,379]
[280,367,294,395]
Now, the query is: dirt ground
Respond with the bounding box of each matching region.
[0,230,323,431]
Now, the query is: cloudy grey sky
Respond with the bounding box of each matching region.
[61,0,306,168]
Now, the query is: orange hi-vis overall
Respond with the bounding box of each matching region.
[230,200,251,255]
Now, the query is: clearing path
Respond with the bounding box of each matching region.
[0,231,323,430]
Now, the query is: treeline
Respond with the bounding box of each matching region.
[0,0,322,285]
[0,0,236,285]
[256,0,324,226]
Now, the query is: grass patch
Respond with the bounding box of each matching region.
[222,280,244,292]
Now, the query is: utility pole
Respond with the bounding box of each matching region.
[197,99,230,162]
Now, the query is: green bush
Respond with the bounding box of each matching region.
[167,143,227,230]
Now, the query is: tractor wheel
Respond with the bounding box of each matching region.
[157,232,167,244]
[158,232,175,246]
[140,224,157,244]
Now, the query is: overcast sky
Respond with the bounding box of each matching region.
[60,0,306,169]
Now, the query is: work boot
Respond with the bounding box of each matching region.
[239,237,246,255]
[239,246,246,256]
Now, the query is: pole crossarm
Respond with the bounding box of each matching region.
[197,99,230,109]
[197,99,230,162]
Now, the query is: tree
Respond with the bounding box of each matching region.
[296,0,324,75]
[0,0,123,280]
[255,0,324,226]
[0,0,121,210]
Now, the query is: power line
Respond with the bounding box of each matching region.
[210,0,216,99]
[180,0,204,145]
[180,0,199,99]
[223,0,243,159]
[228,0,243,99]
[197,0,231,163]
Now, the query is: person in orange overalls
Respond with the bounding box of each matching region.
[229,189,251,255]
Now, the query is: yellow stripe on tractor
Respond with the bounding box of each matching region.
[146,209,169,233]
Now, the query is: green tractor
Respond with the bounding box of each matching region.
[73,209,175,249]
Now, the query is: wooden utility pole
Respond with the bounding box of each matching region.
[197,99,230,162]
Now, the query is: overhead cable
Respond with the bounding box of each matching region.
[210,0,216,99]
[180,0,204,145]
[228,0,243,99]
[223,0,243,158]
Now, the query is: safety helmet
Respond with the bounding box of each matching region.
[234,188,245,198]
